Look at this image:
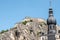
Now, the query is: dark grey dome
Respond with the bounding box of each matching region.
[47,7,57,25]
[47,16,56,25]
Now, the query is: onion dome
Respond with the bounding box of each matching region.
[47,8,57,25]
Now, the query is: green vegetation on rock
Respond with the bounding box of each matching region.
[22,21,28,25]
[0,30,8,34]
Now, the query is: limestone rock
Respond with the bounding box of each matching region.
[0,18,48,40]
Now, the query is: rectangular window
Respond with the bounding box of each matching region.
[59,35,60,38]
[58,30,60,33]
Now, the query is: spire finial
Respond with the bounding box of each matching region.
[50,0,52,8]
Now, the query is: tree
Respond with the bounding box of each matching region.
[22,21,27,25]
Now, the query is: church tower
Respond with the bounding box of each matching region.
[47,0,57,40]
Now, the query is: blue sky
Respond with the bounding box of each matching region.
[0,0,60,31]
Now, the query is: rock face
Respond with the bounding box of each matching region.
[0,17,48,40]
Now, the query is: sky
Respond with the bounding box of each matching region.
[0,0,60,31]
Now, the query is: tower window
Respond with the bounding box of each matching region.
[49,25,52,29]
[58,30,60,33]
[49,25,54,29]
[50,26,52,29]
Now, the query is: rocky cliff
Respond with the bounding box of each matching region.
[0,17,48,40]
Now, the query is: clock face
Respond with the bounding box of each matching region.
[50,30,56,33]
[52,30,56,33]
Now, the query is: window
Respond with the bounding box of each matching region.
[59,35,60,38]
[58,30,60,33]
[49,25,52,29]
[49,25,54,29]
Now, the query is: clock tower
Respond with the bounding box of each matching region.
[47,0,57,40]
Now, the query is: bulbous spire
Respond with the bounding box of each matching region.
[47,0,57,25]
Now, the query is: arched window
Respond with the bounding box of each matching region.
[49,25,54,29]
[49,25,52,29]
